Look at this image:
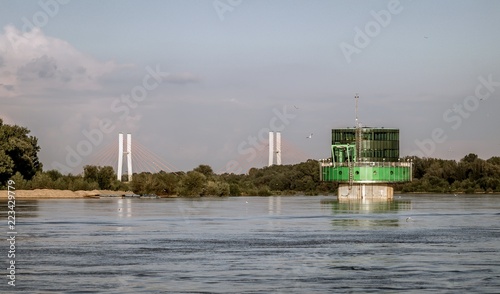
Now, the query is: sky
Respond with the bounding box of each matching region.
[0,0,499,175]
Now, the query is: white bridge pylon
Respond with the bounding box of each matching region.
[268,131,282,166]
[117,133,133,181]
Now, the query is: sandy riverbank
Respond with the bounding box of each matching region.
[0,189,129,199]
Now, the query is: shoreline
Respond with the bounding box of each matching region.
[1,189,499,199]
[0,189,129,199]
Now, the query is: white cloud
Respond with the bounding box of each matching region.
[0,25,207,173]
[0,25,127,98]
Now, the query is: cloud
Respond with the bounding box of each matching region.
[17,55,59,80]
[0,25,127,98]
[0,25,208,173]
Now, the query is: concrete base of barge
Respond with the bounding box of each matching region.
[338,184,393,200]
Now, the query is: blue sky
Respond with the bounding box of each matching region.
[1,0,499,174]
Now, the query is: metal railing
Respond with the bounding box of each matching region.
[319,161,412,168]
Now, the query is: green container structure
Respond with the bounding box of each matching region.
[332,128,400,162]
[320,127,412,199]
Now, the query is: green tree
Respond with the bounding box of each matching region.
[487,156,500,166]
[10,172,30,190]
[229,183,241,196]
[53,176,70,190]
[409,156,427,179]
[193,164,214,179]
[130,172,156,195]
[0,150,14,184]
[462,153,479,163]
[97,166,115,190]
[30,171,53,189]
[204,180,230,196]
[69,177,99,191]
[0,119,42,184]
[83,165,99,183]
[153,171,180,195]
[177,171,206,197]
[83,165,116,190]
[45,169,63,182]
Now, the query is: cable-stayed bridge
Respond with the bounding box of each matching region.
[87,133,312,179]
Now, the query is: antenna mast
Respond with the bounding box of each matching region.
[355,93,361,162]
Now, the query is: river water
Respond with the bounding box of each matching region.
[1,194,499,293]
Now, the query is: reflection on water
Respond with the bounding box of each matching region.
[117,198,133,218]
[0,199,39,219]
[331,199,412,213]
[326,199,412,227]
[331,217,402,227]
[268,196,281,215]
[1,195,499,293]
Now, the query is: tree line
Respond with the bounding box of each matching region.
[3,161,333,196]
[1,118,499,195]
[3,154,500,196]
[395,154,500,194]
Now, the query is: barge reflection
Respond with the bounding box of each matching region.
[322,198,413,227]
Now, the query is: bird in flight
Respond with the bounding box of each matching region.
[306,133,313,139]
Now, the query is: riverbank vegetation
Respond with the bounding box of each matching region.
[1,119,499,196]
[2,155,500,196]
[395,154,500,194]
